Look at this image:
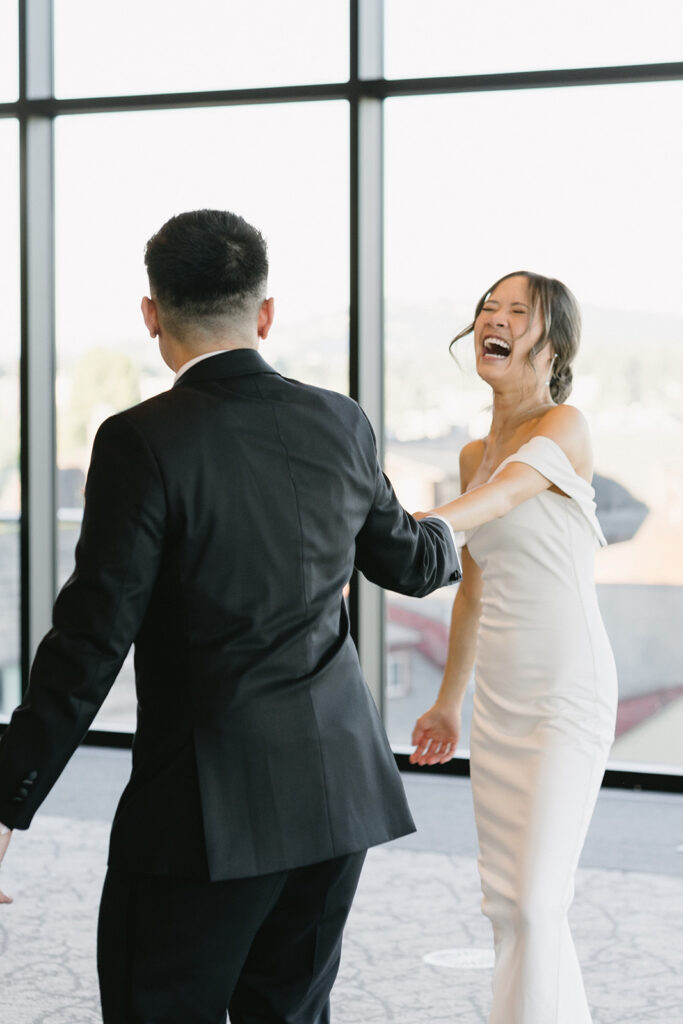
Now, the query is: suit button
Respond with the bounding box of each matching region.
[18,787,28,798]
[26,770,38,781]
[12,796,22,802]
[23,777,35,787]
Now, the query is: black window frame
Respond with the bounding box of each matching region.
[2,0,682,792]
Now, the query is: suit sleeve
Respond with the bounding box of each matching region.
[355,459,461,597]
[0,413,166,829]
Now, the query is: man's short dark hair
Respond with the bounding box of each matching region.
[144,209,268,329]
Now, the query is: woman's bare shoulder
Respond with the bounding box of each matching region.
[533,404,592,477]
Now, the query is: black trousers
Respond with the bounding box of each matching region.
[97,850,367,1024]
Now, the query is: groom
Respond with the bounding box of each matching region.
[0,209,459,1023]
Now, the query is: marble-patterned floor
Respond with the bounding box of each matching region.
[0,751,681,1023]
[336,846,683,1023]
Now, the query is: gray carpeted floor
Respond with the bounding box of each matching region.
[0,748,681,1023]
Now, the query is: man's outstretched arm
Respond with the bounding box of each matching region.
[0,413,166,843]
[355,461,461,596]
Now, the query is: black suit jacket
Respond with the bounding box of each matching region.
[0,350,459,880]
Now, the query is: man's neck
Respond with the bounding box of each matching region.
[173,345,259,383]
[168,334,259,374]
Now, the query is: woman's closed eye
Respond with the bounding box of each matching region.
[481,305,527,315]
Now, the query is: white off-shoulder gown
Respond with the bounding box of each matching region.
[465,435,617,1024]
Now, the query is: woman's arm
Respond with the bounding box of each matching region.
[410,545,483,765]
[427,460,549,531]
[410,441,484,766]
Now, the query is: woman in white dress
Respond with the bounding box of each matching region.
[410,271,617,1024]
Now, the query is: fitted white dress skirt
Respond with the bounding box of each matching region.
[465,437,617,1024]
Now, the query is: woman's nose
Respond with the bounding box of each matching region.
[486,311,507,328]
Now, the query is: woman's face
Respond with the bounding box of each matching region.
[473,275,552,394]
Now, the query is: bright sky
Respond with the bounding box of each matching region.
[0,118,19,363]
[52,0,349,96]
[385,80,683,318]
[2,1,683,351]
[384,0,683,77]
[53,102,349,354]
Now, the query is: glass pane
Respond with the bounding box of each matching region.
[54,0,348,97]
[385,0,683,79]
[0,121,20,719]
[55,101,349,730]
[0,1,18,100]
[384,82,683,773]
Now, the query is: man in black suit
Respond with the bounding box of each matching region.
[0,210,459,1023]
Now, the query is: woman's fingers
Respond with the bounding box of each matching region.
[410,733,440,765]
[426,740,456,765]
[408,733,429,764]
[429,740,443,759]
[411,705,461,766]
[409,726,459,765]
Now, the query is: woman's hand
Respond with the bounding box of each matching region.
[410,704,461,766]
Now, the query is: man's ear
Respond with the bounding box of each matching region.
[257,297,275,341]
[141,296,160,339]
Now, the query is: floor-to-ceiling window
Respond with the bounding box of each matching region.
[384,82,683,770]
[0,118,20,719]
[50,0,351,730]
[3,0,682,783]
[0,0,20,718]
[382,3,683,775]
[54,102,349,729]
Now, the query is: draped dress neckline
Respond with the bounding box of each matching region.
[466,433,607,548]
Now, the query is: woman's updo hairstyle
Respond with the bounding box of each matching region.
[449,271,581,404]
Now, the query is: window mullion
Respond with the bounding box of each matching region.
[350,0,385,713]
[20,0,56,688]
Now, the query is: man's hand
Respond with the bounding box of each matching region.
[410,704,461,766]
[0,829,13,904]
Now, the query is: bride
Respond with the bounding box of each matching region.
[411,271,617,1023]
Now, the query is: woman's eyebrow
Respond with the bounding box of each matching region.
[484,298,530,308]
